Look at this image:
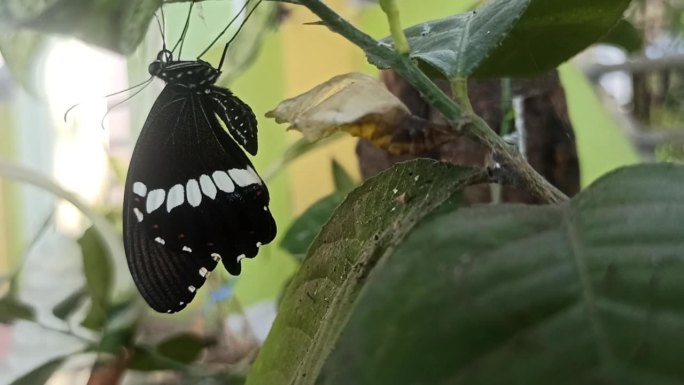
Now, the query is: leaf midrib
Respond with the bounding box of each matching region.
[562,207,619,378]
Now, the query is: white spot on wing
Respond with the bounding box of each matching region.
[146,189,166,213]
[246,166,263,185]
[211,253,221,261]
[166,184,184,212]
[155,237,165,245]
[212,171,235,192]
[186,179,202,207]
[133,182,147,197]
[199,267,208,277]
[229,168,258,187]
[133,208,143,222]
[256,242,262,248]
[182,246,192,253]
[188,285,196,293]
[199,174,217,199]
[237,254,246,262]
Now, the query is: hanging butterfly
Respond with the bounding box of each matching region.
[123,1,275,314]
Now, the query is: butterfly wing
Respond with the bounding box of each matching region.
[210,86,259,155]
[123,85,276,313]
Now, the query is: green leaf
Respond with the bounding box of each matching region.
[157,333,206,363]
[262,135,343,182]
[0,295,34,324]
[598,19,643,53]
[372,0,631,78]
[246,160,485,385]
[314,164,684,385]
[331,159,356,193]
[52,287,87,320]
[92,298,140,357]
[9,356,65,385]
[0,0,161,54]
[0,31,46,95]
[280,158,356,257]
[80,305,106,331]
[280,192,346,257]
[127,347,172,371]
[128,333,205,371]
[78,227,113,331]
[98,326,137,355]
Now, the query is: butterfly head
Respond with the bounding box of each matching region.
[149,49,221,90]
[148,49,173,77]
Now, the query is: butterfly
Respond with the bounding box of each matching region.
[122,43,276,313]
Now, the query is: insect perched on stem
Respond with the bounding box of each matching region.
[123,0,275,313]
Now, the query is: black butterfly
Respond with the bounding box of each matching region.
[123,48,276,314]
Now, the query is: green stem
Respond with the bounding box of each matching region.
[378,0,410,55]
[35,321,97,344]
[291,0,568,204]
[450,77,473,114]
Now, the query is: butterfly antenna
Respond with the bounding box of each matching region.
[64,76,154,122]
[197,0,259,65]
[218,0,262,69]
[155,7,168,51]
[99,77,155,129]
[172,0,195,58]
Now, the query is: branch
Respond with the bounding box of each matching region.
[289,0,568,203]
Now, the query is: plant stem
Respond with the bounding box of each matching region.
[291,0,568,204]
[35,320,97,343]
[378,0,410,55]
[450,77,473,114]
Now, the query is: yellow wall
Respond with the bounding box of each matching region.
[280,0,362,215]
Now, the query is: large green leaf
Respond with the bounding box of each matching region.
[246,160,486,385]
[315,164,684,385]
[0,0,161,54]
[372,0,631,78]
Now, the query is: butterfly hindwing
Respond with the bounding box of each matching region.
[123,85,276,313]
[209,86,259,155]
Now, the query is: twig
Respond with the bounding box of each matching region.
[583,54,684,80]
[290,0,568,203]
[379,0,410,55]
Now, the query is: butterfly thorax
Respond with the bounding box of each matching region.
[148,49,220,92]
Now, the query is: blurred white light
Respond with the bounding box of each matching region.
[593,45,633,107]
[43,39,124,235]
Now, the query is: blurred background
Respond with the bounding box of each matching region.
[0,0,681,383]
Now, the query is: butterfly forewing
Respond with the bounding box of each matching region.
[124,75,276,313]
